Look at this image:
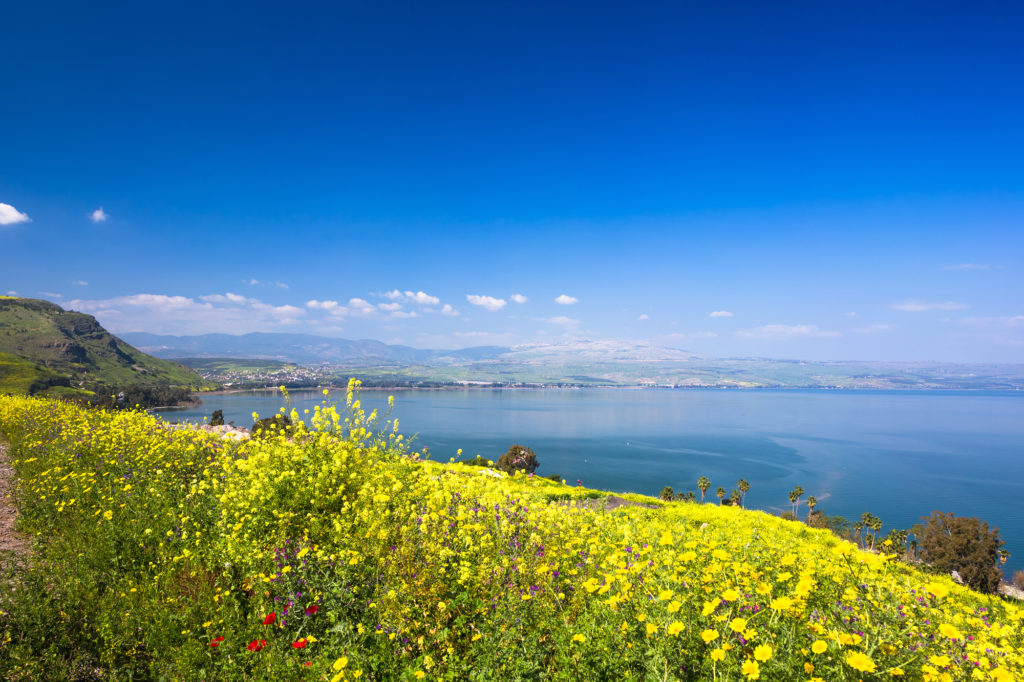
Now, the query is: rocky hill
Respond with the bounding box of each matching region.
[0,296,214,404]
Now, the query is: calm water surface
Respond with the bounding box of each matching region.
[160,389,1024,575]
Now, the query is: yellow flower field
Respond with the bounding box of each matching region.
[0,386,1021,680]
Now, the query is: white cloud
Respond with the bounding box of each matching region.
[383,289,440,305]
[854,324,894,334]
[946,263,991,270]
[200,292,256,305]
[389,310,418,319]
[0,203,30,226]
[274,281,289,289]
[306,299,339,310]
[72,280,88,286]
[637,313,649,320]
[467,294,507,311]
[890,301,969,312]
[545,316,579,327]
[65,293,307,334]
[441,304,460,316]
[555,294,578,305]
[5,290,17,296]
[90,207,108,223]
[347,298,376,318]
[735,324,841,339]
[709,310,733,318]
[378,302,403,311]
[40,291,63,298]
[844,311,857,317]
[510,293,528,304]
[244,278,260,285]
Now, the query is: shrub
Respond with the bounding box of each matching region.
[916,511,1004,594]
[251,413,293,438]
[209,409,224,426]
[659,486,675,502]
[495,444,538,474]
[463,454,491,467]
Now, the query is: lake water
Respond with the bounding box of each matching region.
[159,388,1024,577]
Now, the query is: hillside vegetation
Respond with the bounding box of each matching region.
[0,297,214,403]
[0,389,1021,680]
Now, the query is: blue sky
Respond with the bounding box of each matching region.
[2,1,1022,361]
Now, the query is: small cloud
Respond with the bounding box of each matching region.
[90,207,108,223]
[441,304,460,316]
[347,298,376,317]
[243,278,260,285]
[6,290,18,296]
[71,280,88,286]
[200,292,254,305]
[545,316,580,327]
[390,310,418,319]
[378,302,403,311]
[274,281,289,289]
[946,263,991,271]
[466,294,507,311]
[890,301,969,312]
[844,311,857,317]
[637,313,649,320]
[735,324,840,339]
[510,293,528,304]
[709,310,733,318]
[306,299,339,310]
[40,291,63,298]
[555,294,578,305]
[383,289,440,305]
[0,202,30,226]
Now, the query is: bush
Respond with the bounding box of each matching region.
[495,444,538,474]
[462,454,491,467]
[210,409,224,426]
[916,511,1004,594]
[659,486,675,502]
[251,413,293,438]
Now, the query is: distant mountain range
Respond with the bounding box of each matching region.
[0,297,213,402]
[120,331,510,365]
[119,331,1024,390]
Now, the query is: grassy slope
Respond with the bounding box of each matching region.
[0,393,1020,680]
[0,297,214,393]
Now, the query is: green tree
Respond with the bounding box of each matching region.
[659,486,675,502]
[729,489,741,506]
[496,444,539,475]
[806,495,817,516]
[793,486,805,519]
[697,476,711,503]
[715,487,726,505]
[737,478,750,508]
[915,511,1004,594]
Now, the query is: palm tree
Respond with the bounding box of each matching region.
[716,487,726,505]
[854,521,864,546]
[697,476,711,503]
[787,489,799,517]
[729,489,741,506]
[737,478,750,508]
[869,516,883,550]
[793,486,805,519]
[806,495,818,515]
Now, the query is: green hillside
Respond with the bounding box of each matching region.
[0,296,215,403]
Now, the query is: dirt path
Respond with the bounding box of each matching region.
[0,438,30,563]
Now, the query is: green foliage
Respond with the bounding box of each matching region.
[915,511,1004,594]
[659,486,675,502]
[462,454,491,467]
[495,444,539,475]
[210,409,225,426]
[251,413,294,438]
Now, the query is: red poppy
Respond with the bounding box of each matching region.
[305,604,319,615]
[210,636,225,648]
[262,612,276,626]
[292,638,307,649]
[247,639,267,652]
[304,661,312,667]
